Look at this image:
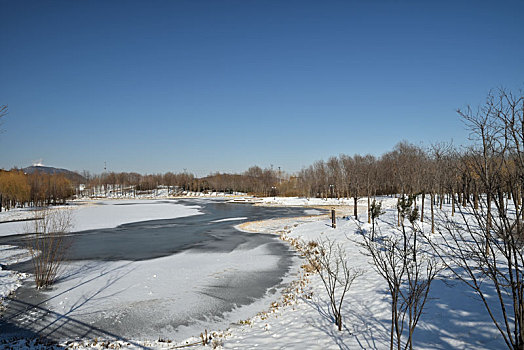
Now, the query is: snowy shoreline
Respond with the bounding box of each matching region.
[0,198,316,348]
[0,199,203,237]
[0,196,507,349]
[0,199,203,317]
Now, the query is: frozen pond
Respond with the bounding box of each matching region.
[65,199,313,261]
[0,199,322,343]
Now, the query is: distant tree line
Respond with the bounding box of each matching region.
[0,170,74,210]
[76,139,478,222]
[79,165,282,197]
[62,134,524,233]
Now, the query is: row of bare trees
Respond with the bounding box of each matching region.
[80,171,194,197]
[428,89,524,350]
[79,138,520,230]
[80,165,281,197]
[0,170,74,210]
[300,89,524,350]
[297,142,454,202]
[356,89,524,350]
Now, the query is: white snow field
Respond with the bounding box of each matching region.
[0,197,509,349]
[0,246,30,300]
[22,241,298,342]
[259,196,362,207]
[0,200,202,316]
[0,199,203,237]
[75,187,246,200]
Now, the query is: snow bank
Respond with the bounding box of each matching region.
[76,189,246,200]
[0,208,37,223]
[211,217,248,223]
[0,268,25,300]
[71,199,202,231]
[0,245,30,301]
[0,199,202,237]
[256,196,400,208]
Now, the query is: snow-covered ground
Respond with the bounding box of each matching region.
[0,199,203,237]
[0,209,37,224]
[0,246,30,301]
[225,199,503,349]
[257,196,369,207]
[76,188,246,200]
[17,242,298,343]
[0,196,507,349]
[0,200,203,317]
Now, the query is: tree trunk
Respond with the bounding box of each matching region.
[431,193,435,234]
[367,195,371,224]
[413,226,417,263]
[353,196,358,219]
[462,190,466,206]
[390,302,395,350]
[421,192,425,222]
[486,191,492,255]
[397,199,401,226]
[451,191,455,216]
[517,185,522,206]
[498,189,505,218]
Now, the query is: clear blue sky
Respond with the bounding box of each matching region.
[1,0,523,176]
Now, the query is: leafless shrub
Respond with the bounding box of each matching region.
[359,205,439,350]
[305,237,363,331]
[26,208,73,289]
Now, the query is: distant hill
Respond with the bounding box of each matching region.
[23,165,85,184]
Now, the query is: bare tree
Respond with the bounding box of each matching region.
[428,89,524,350]
[429,142,454,232]
[326,156,342,199]
[360,202,439,350]
[305,238,363,331]
[370,199,385,241]
[26,208,73,289]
